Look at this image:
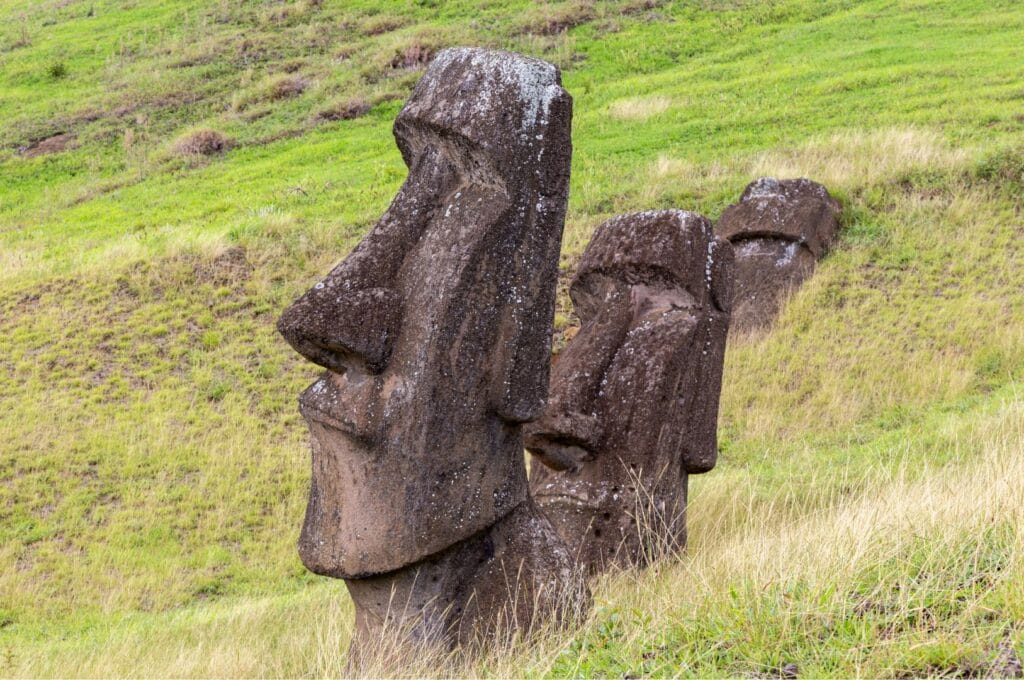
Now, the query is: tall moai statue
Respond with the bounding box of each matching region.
[715,177,841,331]
[526,210,734,575]
[277,48,585,659]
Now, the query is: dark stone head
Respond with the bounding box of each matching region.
[526,210,733,572]
[277,48,572,578]
[716,177,841,330]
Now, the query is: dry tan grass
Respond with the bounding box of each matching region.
[749,127,970,189]
[643,127,970,204]
[11,395,1022,678]
[608,94,673,121]
[694,403,1023,584]
[0,247,39,282]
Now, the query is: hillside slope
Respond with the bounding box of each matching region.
[1,0,1023,676]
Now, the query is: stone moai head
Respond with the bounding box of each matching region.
[526,210,733,575]
[277,47,573,580]
[715,177,841,331]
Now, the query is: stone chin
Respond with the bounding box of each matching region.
[296,407,529,579]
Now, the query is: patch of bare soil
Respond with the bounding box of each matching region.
[361,15,408,36]
[520,3,595,36]
[313,99,371,123]
[18,132,76,158]
[990,640,1023,679]
[194,246,254,284]
[390,44,434,70]
[269,75,308,101]
[174,129,232,156]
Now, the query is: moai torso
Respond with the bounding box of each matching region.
[526,210,734,575]
[716,177,841,331]
[277,47,585,659]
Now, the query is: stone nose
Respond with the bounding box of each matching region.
[527,303,635,473]
[550,298,634,411]
[277,285,403,375]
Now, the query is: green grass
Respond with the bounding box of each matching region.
[1,0,1023,676]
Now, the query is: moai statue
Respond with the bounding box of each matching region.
[526,210,734,576]
[277,48,585,660]
[715,177,841,331]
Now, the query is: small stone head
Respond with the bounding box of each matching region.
[526,210,733,571]
[277,48,572,579]
[716,177,841,330]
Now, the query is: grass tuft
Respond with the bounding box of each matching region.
[173,128,232,157]
[608,94,672,121]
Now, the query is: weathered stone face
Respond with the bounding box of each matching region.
[277,47,583,656]
[526,210,733,575]
[715,177,841,331]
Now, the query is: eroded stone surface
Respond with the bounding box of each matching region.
[526,210,734,575]
[345,498,584,659]
[715,177,841,331]
[277,47,584,658]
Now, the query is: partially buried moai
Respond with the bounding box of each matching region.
[277,48,585,659]
[715,177,841,331]
[526,210,734,576]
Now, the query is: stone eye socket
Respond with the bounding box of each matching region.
[571,270,697,323]
[632,285,697,320]
[569,272,630,322]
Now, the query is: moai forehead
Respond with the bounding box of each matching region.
[574,209,733,314]
[395,47,571,192]
[278,48,572,578]
[716,177,841,258]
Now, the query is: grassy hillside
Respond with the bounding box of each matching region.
[1,0,1023,676]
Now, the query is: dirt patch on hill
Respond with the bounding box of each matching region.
[174,129,232,157]
[519,2,595,35]
[313,99,370,122]
[19,133,76,158]
[194,246,254,284]
[390,44,434,70]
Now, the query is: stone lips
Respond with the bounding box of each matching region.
[277,47,585,657]
[526,209,734,575]
[715,177,841,331]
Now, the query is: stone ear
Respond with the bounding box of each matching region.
[708,237,735,314]
[277,286,403,375]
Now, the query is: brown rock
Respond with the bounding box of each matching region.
[526,210,734,575]
[715,177,841,331]
[277,47,585,659]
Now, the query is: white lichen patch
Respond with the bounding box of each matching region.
[420,48,562,137]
